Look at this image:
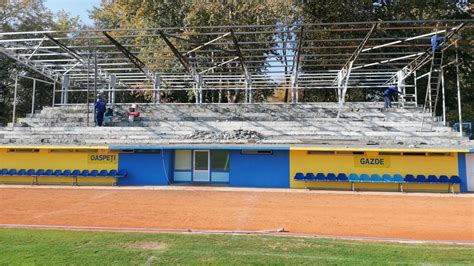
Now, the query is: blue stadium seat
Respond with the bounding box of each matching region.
[99,170,109,177]
[305,173,316,181]
[108,170,117,177]
[404,174,415,182]
[393,174,404,182]
[17,169,27,176]
[53,170,63,176]
[360,174,370,182]
[450,175,461,184]
[26,169,35,176]
[415,175,426,183]
[294,172,305,181]
[348,173,359,182]
[71,170,81,176]
[44,169,53,176]
[382,174,393,182]
[371,174,382,182]
[315,173,326,181]
[117,169,127,178]
[81,170,90,176]
[326,173,337,181]
[8,169,17,175]
[337,173,348,181]
[36,169,45,176]
[0,168,8,176]
[427,175,439,183]
[62,170,71,176]
[439,175,450,183]
[89,170,99,177]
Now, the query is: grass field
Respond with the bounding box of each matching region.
[0,229,473,265]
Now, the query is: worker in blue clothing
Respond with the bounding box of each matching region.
[431,35,445,50]
[95,94,107,126]
[383,85,401,109]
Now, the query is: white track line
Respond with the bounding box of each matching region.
[0,223,473,245]
[0,185,473,198]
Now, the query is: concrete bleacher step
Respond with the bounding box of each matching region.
[1,102,467,146]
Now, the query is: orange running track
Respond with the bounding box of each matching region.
[0,187,472,242]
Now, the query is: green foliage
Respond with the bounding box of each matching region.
[0,229,473,265]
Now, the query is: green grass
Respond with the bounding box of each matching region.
[0,229,473,265]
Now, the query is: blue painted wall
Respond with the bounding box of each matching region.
[229,150,289,188]
[118,150,173,186]
[458,153,467,192]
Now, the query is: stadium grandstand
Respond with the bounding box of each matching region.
[0,19,473,192]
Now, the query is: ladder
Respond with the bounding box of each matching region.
[424,47,444,114]
[420,33,445,130]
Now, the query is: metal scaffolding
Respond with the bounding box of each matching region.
[0,20,471,119]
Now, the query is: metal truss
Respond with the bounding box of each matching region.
[0,19,471,107]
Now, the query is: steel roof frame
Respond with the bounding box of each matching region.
[0,19,471,104]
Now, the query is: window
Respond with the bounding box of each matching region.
[135,149,161,153]
[75,149,98,153]
[212,150,229,171]
[307,151,335,155]
[241,150,272,155]
[8,149,39,153]
[175,150,191,170]
[379,152,402,156]
[49,149,74,153]
[402,152,426,156]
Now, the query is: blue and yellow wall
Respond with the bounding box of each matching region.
[0,146,118,185]
[290,147,466,192]
[0,145,471,192]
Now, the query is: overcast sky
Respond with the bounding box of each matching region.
[45,0,100,25]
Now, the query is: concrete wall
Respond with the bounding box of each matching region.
[229,150,289,188]
[117,150,173,186]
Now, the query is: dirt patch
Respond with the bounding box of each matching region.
[0,187,472,242]
[125,241,169,251]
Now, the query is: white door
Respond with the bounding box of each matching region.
[193,150,210,182]
[467,154,474,192]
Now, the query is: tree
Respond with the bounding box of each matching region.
[0,0,84,124]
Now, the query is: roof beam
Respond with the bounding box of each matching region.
[159,31,206,102]
[336,23,377,119]
[383,23,465,85]
[230,30,252,102]
[102,31,148,76]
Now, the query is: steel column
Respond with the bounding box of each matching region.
[455,43,463,137]
[441,68,446,126]
[291,26,304,104]
[52,76,56,107]
[153,74,160,103]
[31,79,36,116]
[12,74,18,129]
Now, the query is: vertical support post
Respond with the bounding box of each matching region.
[198,75,203,104]
[93,51,98,126]
[153,74,160,103]
[455,43,462,137]
[52,77,56,107]
[31,79,36,116]
[246,78,252,103]
[414,70,418,106]
[291,26,304,104]
[86,55,90,127]
[61,75,69,104]
[441,68,446,126]
[396,70,405,107]
[110,75,116,105]
[12,74,18,129]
